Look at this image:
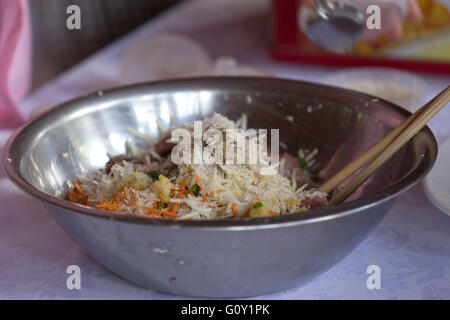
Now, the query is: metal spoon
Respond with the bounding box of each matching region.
[304,0,365,52]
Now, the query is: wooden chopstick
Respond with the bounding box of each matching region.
[318,92,441,194]
[326,86,450,205]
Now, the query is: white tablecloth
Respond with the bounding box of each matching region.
[1,0,450,299]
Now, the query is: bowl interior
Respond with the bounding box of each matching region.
[7,77,436,214]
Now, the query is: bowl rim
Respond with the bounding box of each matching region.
[2,77,438,230]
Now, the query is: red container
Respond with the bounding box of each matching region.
[270,0,450,74]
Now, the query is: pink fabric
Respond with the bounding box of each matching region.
[0,0,31,127]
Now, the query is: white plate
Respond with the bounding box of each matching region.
[424,136,450,216]
[322,67,427,112]
[120,33,212,84]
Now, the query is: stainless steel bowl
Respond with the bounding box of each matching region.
[3,77,437,297]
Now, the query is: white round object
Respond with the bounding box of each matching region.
[322,67,427,112]
[424,136,450,216]
[182,57,271,78]
[120,33,212,84]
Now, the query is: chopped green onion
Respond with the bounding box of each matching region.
[191,184,200,196]
[148,170,160,181]
[298,157,309,169]
[253,202,263,209]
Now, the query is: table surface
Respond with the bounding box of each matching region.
[1,0,450,299]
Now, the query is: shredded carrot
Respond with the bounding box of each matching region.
[124,187,129,199]
[69,187,88,205]
[100,192,104,204]
[136,206,179,219]
[70,191,78,203]
[97,202,119,211]
[128,197,139,206]
[202,194,208,203]
[231,203,239,218]
[68,189,75,202]
[188,189,195,197]
[269,210,278,216]
[153,208,179,218]
[194,173,203,190]
[178,182,188,198]
[244,207,251,217]
[74,178,86,196]
[180,181,188,190]
[171,203,179,213]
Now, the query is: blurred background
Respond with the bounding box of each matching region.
[26,0,450,90]
[29,0,181,89]
[22,0,450,114]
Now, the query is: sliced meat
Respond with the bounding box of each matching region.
[301,196,327,209]
[154,131,175,157]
